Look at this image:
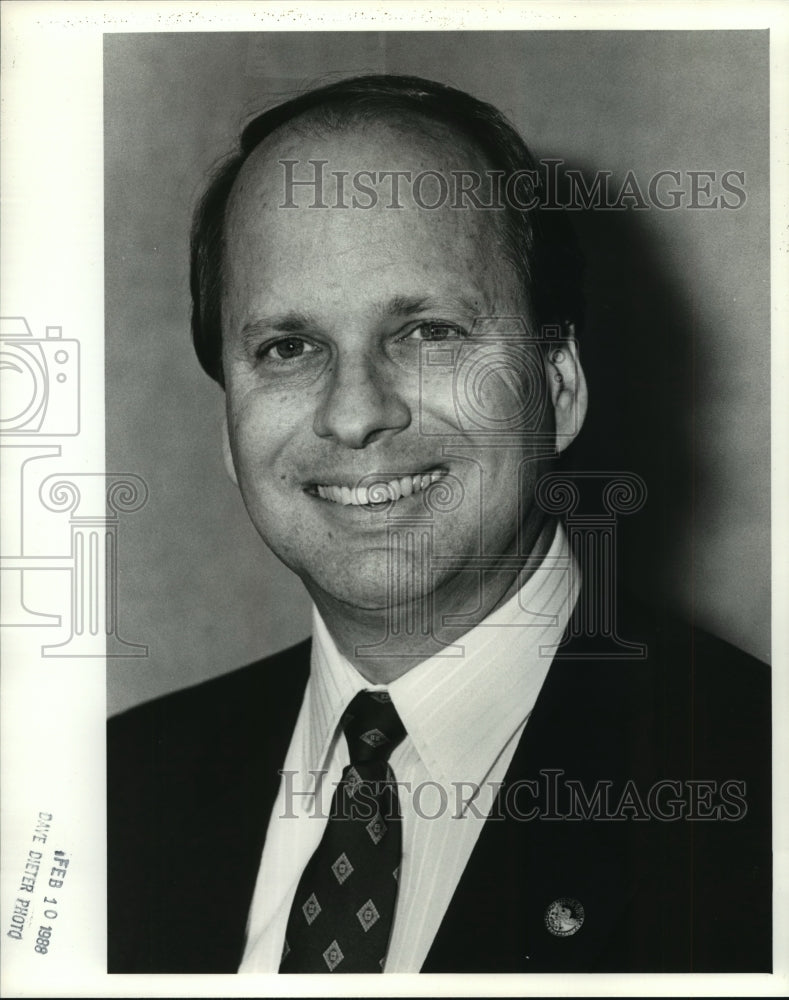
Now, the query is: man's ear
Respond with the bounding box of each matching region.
[544,329,588,454]
[221,410,239,487]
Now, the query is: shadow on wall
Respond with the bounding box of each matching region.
[554,159,699,620]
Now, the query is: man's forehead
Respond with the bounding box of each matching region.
[227,112,494,214]
[221,112,527,327]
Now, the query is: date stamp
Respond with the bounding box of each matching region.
[4,812,71,957]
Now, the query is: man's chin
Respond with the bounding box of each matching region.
[299,564,439,616]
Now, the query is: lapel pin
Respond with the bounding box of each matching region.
[545,897,585,937]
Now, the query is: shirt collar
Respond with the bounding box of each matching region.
[306,520,579,790]
[304,610,377,776]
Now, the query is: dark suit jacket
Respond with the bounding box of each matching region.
[107,600,771,973]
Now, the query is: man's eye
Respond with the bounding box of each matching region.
[408,322,467,342]
[259,337,315,361]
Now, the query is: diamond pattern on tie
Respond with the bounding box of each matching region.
[345,765,363,797]
[360,728,388,747]
[331,853,353,884]
[322,940,344,971]
[366,813,387,844]
[302,893,321,925]
[356,899,380,932]
[279,690,406,974]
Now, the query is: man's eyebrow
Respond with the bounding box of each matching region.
[379,294,482,317]
[241,313,314,347]
[240,295,484,347]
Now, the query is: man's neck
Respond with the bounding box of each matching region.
[307,517,557,684]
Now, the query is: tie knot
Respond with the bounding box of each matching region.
[340,690,406,764]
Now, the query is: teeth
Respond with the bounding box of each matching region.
[313,470,445,506]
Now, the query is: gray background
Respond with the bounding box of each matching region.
[106,31,770,716]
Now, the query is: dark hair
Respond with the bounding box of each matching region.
[190,74,584,386]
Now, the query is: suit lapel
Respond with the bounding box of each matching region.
[213,640,314,967]
[145,640,313,972]
[422,634,653,972]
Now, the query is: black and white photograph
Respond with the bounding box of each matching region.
[1,2,786,996]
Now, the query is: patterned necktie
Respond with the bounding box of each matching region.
[279,689,406,973]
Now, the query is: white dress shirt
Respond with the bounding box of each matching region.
[239,520,579,973]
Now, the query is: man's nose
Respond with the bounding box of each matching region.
[312,352,411,449]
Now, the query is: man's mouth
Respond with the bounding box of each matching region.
[308,469,447,507]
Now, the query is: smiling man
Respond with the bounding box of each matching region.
[217,104,584,679]
[108,75,770,975]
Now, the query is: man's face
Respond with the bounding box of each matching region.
[221,119,568,613]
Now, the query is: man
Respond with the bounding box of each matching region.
[108,75,770,974]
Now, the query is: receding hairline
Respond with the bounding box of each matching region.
[223,105,524,303]
[222,111,530,334]
[227,103,503,207]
